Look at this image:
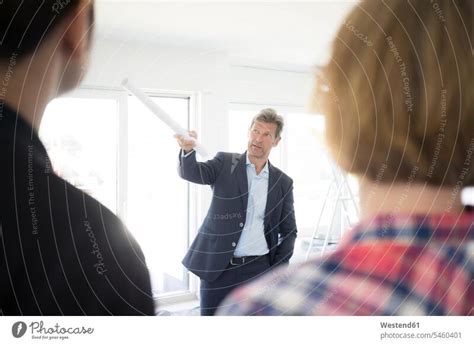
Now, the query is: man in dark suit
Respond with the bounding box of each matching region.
[0,0,154,315]
[176,108,297,315]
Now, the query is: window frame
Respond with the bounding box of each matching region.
[49,86,200,303]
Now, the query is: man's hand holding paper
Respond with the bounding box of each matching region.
[175,131,197,154]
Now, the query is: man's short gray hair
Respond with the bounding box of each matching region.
[250,108,284,138]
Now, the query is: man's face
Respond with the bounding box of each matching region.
[247,120,281,160]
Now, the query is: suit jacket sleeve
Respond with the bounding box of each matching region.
[273,180,297,265]
[177,150,225,185]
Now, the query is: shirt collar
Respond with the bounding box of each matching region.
[246,152,269,176]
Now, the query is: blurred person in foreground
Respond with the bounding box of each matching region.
[218,0,473,316]
[0,0,154,315]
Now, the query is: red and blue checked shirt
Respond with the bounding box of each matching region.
[217,213,474,316]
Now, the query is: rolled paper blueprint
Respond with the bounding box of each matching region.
[122,78,208,158]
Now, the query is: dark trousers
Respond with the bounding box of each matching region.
[199,255,272,316]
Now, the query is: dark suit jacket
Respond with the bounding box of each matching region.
[179,150,297,282]
[0,104,154,315]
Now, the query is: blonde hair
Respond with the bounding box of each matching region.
[316,0,474,186]
[251,108,284,138]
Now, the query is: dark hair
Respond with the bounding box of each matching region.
[0,0,92,60]
[251,108,284,138]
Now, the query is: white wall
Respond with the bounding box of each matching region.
[228,65,314,108]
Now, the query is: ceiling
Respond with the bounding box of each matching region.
[95,1,357,71]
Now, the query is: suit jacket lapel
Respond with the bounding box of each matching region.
[231,152,248,211]
[264,161,279,227]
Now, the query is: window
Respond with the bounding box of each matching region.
[126,95,190,296]
[285,112,359,245]
[41,89,193,299]
[285,113,332,235]
[40,97,119,213]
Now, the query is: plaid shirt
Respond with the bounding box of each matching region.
[218,213,474,316]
